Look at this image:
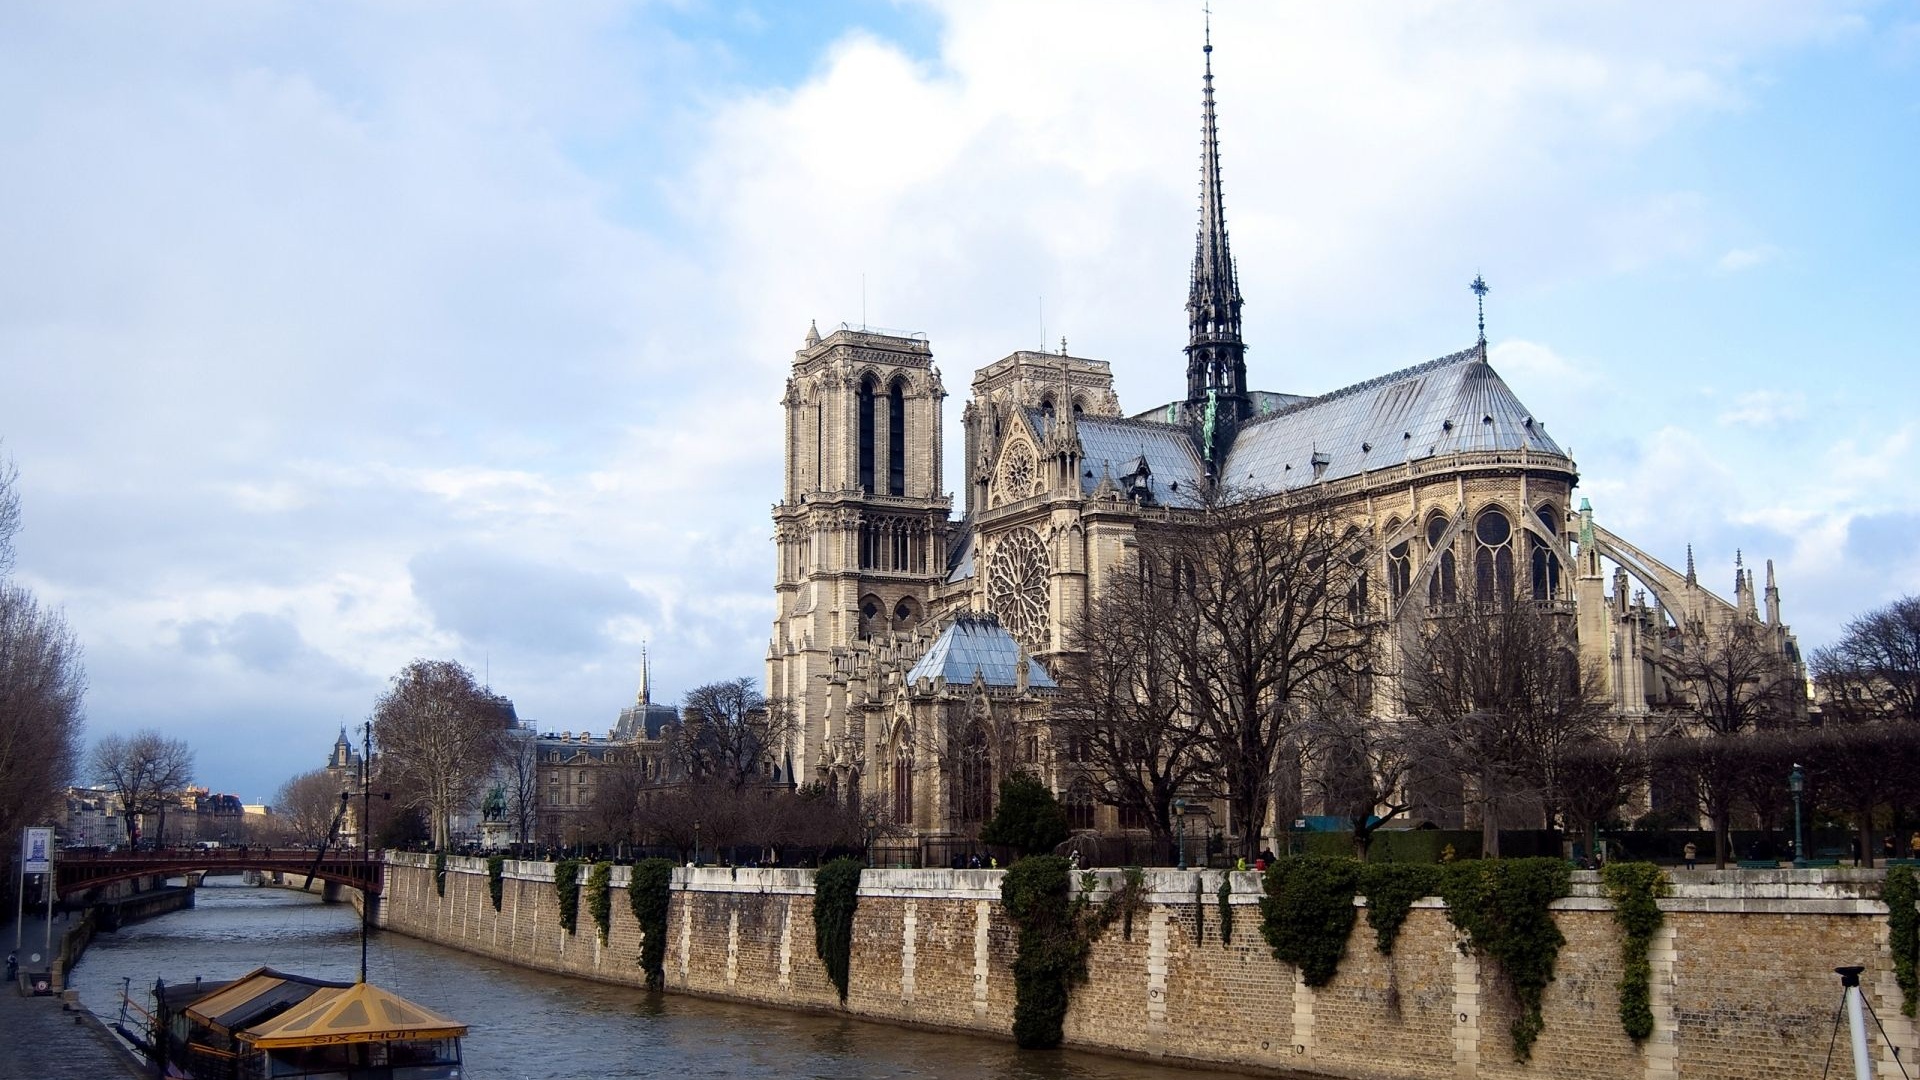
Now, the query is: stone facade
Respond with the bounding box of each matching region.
[379,856,1918,1080]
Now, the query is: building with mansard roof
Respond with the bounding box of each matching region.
[766,32,1802,847]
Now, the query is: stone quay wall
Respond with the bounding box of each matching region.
[377,855,1919,1080]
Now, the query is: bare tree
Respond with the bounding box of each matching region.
[91,729,194,845]
[1662,621,1801,867]
[1298,700,1416,859]
[1401,595,1608,857]
[669,678,795,788]
[0,449,19,578]
[1053,570,1214,841]
[371,659,509,849]
[1145,491,1374,861]
[501,729,540,845]
[1813,595,1920,724]
[582,746,650,848]
[274,768,346,847]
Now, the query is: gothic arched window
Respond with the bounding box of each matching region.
[986,527,1051,650]
[957,721,992,824]
[1387,520,1413,603]
[888,378,907,496]
[1474,508,1515,602]
[892,737,914,828]
[857,376,877,493]
[1427,514,1456,606]
[1531,503,1563,602]
[1065,780,1095,832]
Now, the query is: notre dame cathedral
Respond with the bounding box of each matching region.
[765,34,1802,846]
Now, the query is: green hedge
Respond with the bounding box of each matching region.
[1260,856,1360,987]
[1602,862,1668,1042]
[813,858,863,1003]
[487,855,505,911]
[1886,865,1918,1018]
[1439,857,1571,1061]
[1002,856,1090,1049]
[629,858,675,989]
[554,858,582,935]
[1360,862,1440,956]
[586,861,613,944]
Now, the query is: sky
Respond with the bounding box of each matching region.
[2,1,1917,803]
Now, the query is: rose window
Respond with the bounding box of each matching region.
[995,443,1037,505]
[986,526,1050,649]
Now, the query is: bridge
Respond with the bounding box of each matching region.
[54,848,385,899]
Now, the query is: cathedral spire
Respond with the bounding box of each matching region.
[636,644,651,707]
[1186,9,1248,446]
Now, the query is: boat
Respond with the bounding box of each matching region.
[134,966,467,1079]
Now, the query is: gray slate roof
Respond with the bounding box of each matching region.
[906,614,1057,689]
[1075,417,1208,507]
[1223,347,1564,492]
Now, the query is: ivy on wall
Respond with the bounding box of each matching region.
[586,861,613,944]
[813,858,863,1003]
[1216,877,1234,946]
[1360,863,1440,956]
[1003,856,1092,1049]
[629,858,675,989]
[1259,856,1361,987]
[1886,865,1918,1018]
[433,851,447,897]
[1100,867,1146,941]
[487,855,505,911]
[1438,857,1571,1061]
[554,858,582,936]
[1601,862,1669,1042]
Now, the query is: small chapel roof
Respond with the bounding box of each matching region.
[906,613,1056,690]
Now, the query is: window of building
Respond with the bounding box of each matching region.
[957,723,992,824]
[1474,508,1515,602]
[1065,782,1095,832]
[892,741,914,827]
[1427,514,1456,605]
[888,378,907,496]
[858,376,877,493]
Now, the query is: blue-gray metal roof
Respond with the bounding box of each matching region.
[906,614,1057,689]
[1221,347,1565,492]
[1074,417,1208,507]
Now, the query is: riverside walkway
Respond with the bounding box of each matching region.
[4,914,145,1079]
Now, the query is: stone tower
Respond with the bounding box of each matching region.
[768,323,952,785]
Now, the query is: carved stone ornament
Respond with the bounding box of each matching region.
[985,526,1050,650]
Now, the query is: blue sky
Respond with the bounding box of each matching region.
[2,1,1916,801]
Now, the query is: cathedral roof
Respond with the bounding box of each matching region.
[906,613,1056,690]
[1075,416,1209,507]
[1221,346,1567,491]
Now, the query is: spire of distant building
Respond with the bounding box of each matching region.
[1185,6,1249,453]
[636,645,651,707]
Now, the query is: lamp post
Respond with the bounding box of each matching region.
[1173,798,1188,870]
[693,821,702,868]
[1789,764,1805,867]
[864,813,876,869]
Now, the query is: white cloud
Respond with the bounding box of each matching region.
[1717,390,1805,427]
[1715,244,1781,273]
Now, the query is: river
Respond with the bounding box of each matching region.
[68,879,1258,1080]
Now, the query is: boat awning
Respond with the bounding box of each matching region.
[183,968,347,1037]
[238,981,469,1049]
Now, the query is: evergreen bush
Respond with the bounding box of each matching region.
[554,858,582,935]
[813,858,863,1003]
[586,861,613,944]
[1601,862,1668,1042]
[1360,862,1440,956]
[1259,856,1361,987]
[629,858,675,989]
[1002,855,1090,1048]
[487,854,505,911]
[980,772,1071,857]
[1438,857,1571,1060]
[1886,864,1918,1017]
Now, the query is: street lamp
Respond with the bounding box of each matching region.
[1789,764,1805,867]
[864,812,876,869]
[1173,798,1188,870]
[693,821,702,868]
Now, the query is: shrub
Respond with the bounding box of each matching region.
[1602,862,1669,1042]
[813,858,863,1002]
[1360,862,1440,956]
[1439,857,1571,1060]
[585,861,613,944]
[1886,865,1918,1018]
[629,858,675,989]
[554,858,582,935]
[433,851,447,897]
[1217,877,1235,946]
[1260,856,1361,987]
[980,772,1070,857]
[487,855,505,911]
[1002,856,1090,1048]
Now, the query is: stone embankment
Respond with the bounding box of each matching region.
[378,854,1919,1080]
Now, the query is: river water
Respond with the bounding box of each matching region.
[69,879,1255,1080]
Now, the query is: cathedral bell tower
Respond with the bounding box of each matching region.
[1185,21,1250,473]
[769,323,951,784]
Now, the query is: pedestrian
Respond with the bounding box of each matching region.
[1682,841,1697,870]
[1910,832,1920,860]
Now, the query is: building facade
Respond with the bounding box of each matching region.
[766,36,1803,847]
